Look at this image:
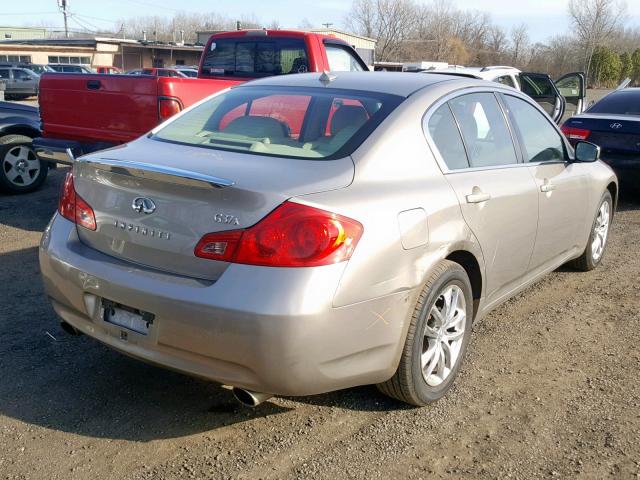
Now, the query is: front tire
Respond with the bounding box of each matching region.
[569,190,613,271]
[0,135,48,194]
[377,260,473,406]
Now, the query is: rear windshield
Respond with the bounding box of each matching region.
[201,37,309,78]
[588,90,640,115]
[152,86,403,160]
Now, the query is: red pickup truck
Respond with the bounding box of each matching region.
[33,29,368,169]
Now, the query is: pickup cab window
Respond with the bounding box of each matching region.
[202,38,309,78]
[325,45,365,72]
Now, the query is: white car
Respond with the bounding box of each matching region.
[423,66,586,124]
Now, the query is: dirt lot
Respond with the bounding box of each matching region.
[1,168,639,480]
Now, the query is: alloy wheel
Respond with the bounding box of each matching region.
[421,284,466,387]
[591,200,610,262]
[2,145,40,187]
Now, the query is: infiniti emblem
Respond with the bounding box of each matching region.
[610,122,623,129]
[132,197,156,214]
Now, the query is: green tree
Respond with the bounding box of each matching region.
[620,51,633,81]
[632,48,640,85]
[590,47,622,87]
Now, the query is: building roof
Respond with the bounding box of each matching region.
[0,37,203,51]
[310,28,377,44]
[237,71,472,97]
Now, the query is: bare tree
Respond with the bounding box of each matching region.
[345,0,418,61]
[510,23,529,67]
[568,0,627,81]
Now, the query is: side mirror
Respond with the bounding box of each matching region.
[574,141,600,162]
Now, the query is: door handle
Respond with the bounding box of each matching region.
[466,190,491,204]
[540,181,557,193]
[86,80,101,90]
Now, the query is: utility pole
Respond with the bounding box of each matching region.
[58,0,70,38]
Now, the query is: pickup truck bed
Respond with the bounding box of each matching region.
[39,73,238,145]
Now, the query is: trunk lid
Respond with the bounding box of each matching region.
[73,137,354,280]
[566,113,640,155]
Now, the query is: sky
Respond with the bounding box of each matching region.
[3,0,640,42]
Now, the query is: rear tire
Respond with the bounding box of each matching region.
[377,260,473,406]
[569,191,612,271]
[0,134,48,194]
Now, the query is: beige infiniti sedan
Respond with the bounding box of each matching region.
[39,72,617,407]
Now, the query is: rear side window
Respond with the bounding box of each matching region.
[503,95,565,163]
[449,93,518,168]
[202,38,308,77]
[153,86,402,160]
[0,69,9,79]
[426,104,469,170]
[325,45,365,72]
[588,90,640,115]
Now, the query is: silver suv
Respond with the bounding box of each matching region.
[0,67,39,100]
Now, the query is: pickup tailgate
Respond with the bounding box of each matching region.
[39,73,234,144]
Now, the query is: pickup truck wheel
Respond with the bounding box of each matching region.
[0,135,48,194]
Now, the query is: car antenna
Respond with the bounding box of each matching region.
[319,70,336,86]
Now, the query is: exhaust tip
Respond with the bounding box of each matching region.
[60,321,82,336]
[232,387,272,407]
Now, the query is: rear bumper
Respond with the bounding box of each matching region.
[33,137,115,165]
[39,214,413,396]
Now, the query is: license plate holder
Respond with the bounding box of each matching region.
[103,300,154,335]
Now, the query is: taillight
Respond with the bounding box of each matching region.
[158,98,182,121]
[561,125,591,143]
[195,202,363,267]
[57,172,96,231]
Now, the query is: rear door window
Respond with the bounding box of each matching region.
[449,93,519,168]
[0,69,9,79]
[426,104,469,170]
[201,38,308,77]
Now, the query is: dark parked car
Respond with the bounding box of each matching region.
[48,64,93,74]
[562,87,640,192]
[0,67,40,100]
[0,101,46,194]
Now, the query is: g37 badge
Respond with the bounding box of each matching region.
[214,213,240,226]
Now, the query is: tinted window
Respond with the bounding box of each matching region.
[202,38,308,78]
[153,86,402,160]
[0,69,9,79]
[426,104,469,170]
[326,45,365,72]
[520,74,555,96]
[503,95,565,163]
[588,90,640,115]
[449,93,518,168]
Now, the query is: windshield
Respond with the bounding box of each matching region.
[152,86,403,160]
[588,90,640,115]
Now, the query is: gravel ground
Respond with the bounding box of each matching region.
[0,168,639,480]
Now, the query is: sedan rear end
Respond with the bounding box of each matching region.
[39,81,406,396]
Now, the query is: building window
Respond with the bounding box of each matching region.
[175,59,185,65]
[48,55,91,65]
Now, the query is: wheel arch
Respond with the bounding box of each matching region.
[606,181,617,214]
[0,124,40,140]
[446,249,483,320]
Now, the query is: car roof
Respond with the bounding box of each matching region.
[237,71,474,98]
